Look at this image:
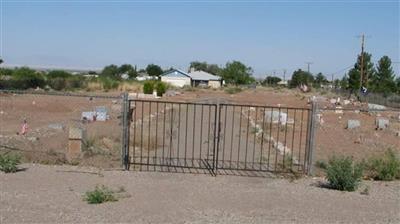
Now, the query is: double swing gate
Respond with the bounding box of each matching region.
[122,96,316,176]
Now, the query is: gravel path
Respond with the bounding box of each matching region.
[1,164,399,223]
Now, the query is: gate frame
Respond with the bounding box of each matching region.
[121,95,317,176]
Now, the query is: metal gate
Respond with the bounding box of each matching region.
[126,99,218,174]
[122,96,315,176]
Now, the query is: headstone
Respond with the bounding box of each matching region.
[265,110,288,125]
[67,127,85,161]
[368,103,386,110]
[347,120,361,129]
[376,118,389,130]
[335,106,343,114]
[48,123,64,130]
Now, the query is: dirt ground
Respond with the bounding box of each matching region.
[0,87,399,169]
[1,164,399,224]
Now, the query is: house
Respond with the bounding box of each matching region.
[160,69,222,88]
[160,69,191,87]
[136,72,156,81]
[188,70,222,88]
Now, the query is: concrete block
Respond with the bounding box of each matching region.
[347,120,360,129]
[67,140,82,161]
[368,103,386,110]
[376,118,389,130]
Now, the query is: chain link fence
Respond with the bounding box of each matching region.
[0,90,123,168]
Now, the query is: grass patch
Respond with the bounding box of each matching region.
[0,153,21,173]
[365,149,400,181]
[83,185,117,204]
[326,156,363,191]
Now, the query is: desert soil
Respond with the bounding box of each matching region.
[1,163,399,224]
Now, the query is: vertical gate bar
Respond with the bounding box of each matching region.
[133,101,137,169]
[147,102,151,170]
[185,104,189,167]
[252,107,257,170]
[229,106,235,169]
[222,105,227,169]
[298,109,305,172]
[267,107,274,170]
[121,93,129,169]
[162,103,166,170]
[207,105,211,162]
[275,108,281,172]
[140,101,144,171]
[177,104,181,166]
[155,102,159,170]
[244,107,250,169]
[304,109,311,173]
[169,103,174,167]
[237,106,243,169]
[307,102,317,175]
[199,105,204,165]
[283,108,289,169]
[192,104,196,167]
[213,104,219,175]
[291,109,297,170]
[259,107,266,170]
[126,100,131,170]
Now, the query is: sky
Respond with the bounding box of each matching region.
[1,0,399,79]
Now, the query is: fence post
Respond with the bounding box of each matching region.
[121,92,129,170]
[307,101,317,175]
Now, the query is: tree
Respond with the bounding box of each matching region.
[221,61,254,85]
[262,76,281,86]
[47,70,72,79]
[340,75,349,90]
[146,64,163,77]
[348,52,374,92]
[396,77,400,94]
[118,64,137,79]
[189,61,222,76]
[101,64,119,79]
[314,72,328,88]
[289,69,314,88]
[369,56,396,95]
[0,58,3,64]
[12,67,46,89]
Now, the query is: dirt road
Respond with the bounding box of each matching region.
[1,164,399,223]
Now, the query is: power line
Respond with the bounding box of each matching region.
[305,62,313,73]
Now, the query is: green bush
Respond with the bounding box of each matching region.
[224,87,242,94]
[0,153,21,173]
[12,67,46,89]
[143,81,154,94]
[366,149,400,181]
[100,77,119,91]
[84,185,117,204]
[326,156,363,191]
[48,77,67,90]
[155,81,167,96]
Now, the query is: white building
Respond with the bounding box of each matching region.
[160,69,192,87]
[160,69,222,88]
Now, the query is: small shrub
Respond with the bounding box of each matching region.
[366,149,400,181]
[326,156,363,191]
[48,77,67,91]
[225,87,242,94]
[155,81,167,96]
[315,160,328,170]
[84,185,117,204]
[360,185,370,195]
[100,77,119,91]
[0,153,21,173]
[182,85,196,92]
[143,81,154,94]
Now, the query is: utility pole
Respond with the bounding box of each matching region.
[305,62,313,73]
[283,69,287,81]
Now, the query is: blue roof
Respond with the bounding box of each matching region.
[161,69,190,78]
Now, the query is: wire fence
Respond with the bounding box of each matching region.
[0,90,123,168]
[313,102,400,167]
